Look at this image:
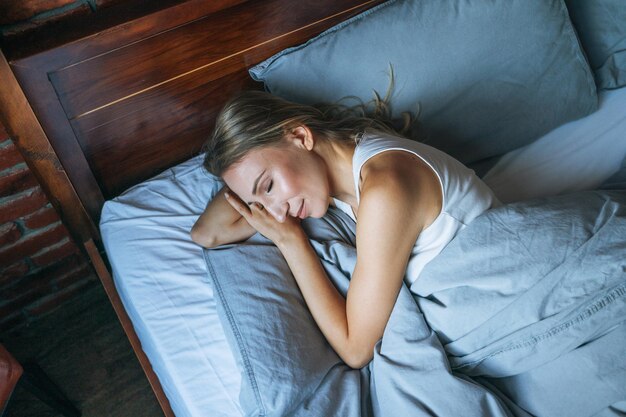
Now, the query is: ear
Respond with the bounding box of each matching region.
[288,125,315,151]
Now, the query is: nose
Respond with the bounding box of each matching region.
[264,200,288,223]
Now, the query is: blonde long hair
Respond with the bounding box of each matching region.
[202,89,411,176]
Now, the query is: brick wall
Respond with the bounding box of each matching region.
[0,0,162,335]
[0,0,125,37]
[1,0,186,333]
[0,119,97,333]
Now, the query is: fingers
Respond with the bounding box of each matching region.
[250,202,265,213]
[224,191,250,216]
[224,191,272,224]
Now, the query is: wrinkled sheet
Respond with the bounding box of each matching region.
[99,86,626,417]
[303,190,626,417]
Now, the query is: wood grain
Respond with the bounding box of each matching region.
[10,0,382,218]
[4,1,384,414]
[0,51,98,244]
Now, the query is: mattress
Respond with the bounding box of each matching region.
[99,86,626,417]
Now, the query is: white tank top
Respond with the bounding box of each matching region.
[333,131,498,291]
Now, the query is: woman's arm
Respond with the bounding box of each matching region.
[225,151,441,368]
[191,186,256,248]
[339,152,442,366]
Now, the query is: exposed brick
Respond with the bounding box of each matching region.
[1,268,54,303]
[0,140,24,172]
[30,238,79,268]
[1,3,91,38]
[0,188,48,224]
[0,253,84,301]
[0,284,50,318]
[25,278,96,317]
[0,165,39,199]
[55,263,94,289]
[0,221,68,266]
[0,256,94,332]
[45,253,86,277]
[0,0,78,25]
[0,248,94,330]
[22,205,60,230]
[0,261,30,286]
[0,222,22,246]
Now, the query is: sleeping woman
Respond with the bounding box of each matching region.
[191,90,498,369]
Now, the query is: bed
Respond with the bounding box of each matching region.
[1,0,625,416]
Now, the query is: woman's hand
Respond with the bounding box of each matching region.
[190,186,256,248]
[224,191,305,246]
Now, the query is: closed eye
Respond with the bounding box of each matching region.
[266,180,273,194]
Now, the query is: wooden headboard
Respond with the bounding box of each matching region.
[2,0,382,246]
[0,1,383,415]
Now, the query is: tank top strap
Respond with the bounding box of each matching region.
[352,132,444,206]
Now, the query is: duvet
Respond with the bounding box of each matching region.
[205,190,626,417]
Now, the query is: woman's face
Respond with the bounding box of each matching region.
[222,129,330,222]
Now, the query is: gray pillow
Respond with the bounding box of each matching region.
[565,0,626,90]
[203,237,365,417]
[249,0,597,166]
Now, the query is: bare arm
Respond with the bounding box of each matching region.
[226,151,442,368]
[284,152,441,367]
[191,186,256,248]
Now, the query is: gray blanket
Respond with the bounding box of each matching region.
[310,190,626,417]
[205,190,626,417]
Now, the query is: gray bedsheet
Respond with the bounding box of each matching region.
[307,190,626,417]
[206,190,626,416]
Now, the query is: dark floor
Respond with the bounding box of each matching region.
[1,284,163,417]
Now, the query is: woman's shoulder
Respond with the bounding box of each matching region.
[360,148,440,194]
[355,131,443,228]
[360,149,442,216]
[355,131,419,176]
[356,130,438,185]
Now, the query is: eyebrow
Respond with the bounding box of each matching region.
[252,169,266,196]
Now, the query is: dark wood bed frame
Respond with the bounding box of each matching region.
[0,0,383,415]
